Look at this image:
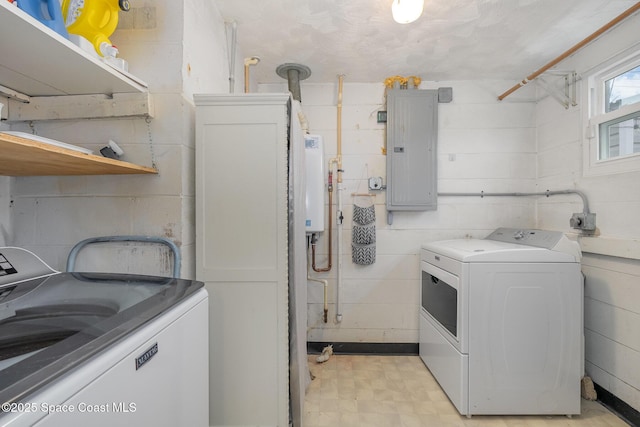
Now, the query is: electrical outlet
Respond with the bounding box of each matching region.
[368,177,384,190]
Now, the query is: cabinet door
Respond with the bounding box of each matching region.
[386,89,438,211]
[194,94,290,427]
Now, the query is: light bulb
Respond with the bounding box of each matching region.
[391,0,424,24]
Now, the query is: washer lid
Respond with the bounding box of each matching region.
[422,228,581,263]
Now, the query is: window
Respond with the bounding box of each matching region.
[599,111,640,160]
[585,52,640,175]
[604,64,640,113]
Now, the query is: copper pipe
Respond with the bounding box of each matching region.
[498,2,640,101]
[312,170,333,272]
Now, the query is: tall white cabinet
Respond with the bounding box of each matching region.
[195,94,290,426]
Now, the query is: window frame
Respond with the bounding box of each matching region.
[583,50,640,176]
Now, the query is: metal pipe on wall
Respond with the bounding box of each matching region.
[307,262,329,323]
[308,73,346,323]
[334,74,345,324]
[497,1,640,101]
[312,170,333,272]
[438,189,596,231]
[437,189,591,214]
[225,21,237,93]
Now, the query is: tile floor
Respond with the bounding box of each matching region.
[303,354,631,427]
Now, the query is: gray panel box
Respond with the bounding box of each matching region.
[386,89,439,218]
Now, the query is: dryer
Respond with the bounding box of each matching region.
[420,228,583,416]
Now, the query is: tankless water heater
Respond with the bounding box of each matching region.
[305,134,325,233]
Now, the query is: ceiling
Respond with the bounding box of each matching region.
[214,0,639,85]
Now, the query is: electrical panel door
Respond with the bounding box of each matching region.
[386,89,438,215]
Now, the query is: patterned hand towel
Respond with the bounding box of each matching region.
[352,199,376,265]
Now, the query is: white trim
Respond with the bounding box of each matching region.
[578,236,640,260]
[583,48,640,176]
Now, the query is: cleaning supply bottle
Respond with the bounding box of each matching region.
[61,0,130,57]
[17,0,70,39]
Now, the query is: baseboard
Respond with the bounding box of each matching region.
[307,341,418,355]
[593,382,640,427]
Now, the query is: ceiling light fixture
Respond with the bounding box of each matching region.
[391,0,424,24]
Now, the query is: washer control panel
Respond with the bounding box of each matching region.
[0,247,57,286]
[0,253,18,276]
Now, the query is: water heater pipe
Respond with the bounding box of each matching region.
[311,170,333,272]
[244,56,260,93]
[334,74,345,323]
[307,274,328,324]
[276,63,312,102]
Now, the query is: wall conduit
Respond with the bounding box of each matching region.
[438,189,596,231]
[225,21,237,93]
[438,189,590,213]
[311,170,333,273]
[334,74,345,324]
[498,2,640,101]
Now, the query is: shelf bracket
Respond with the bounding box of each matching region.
[536,71,579,109]
[5,92,154,122]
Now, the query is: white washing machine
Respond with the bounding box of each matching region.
[420,228,583,416]
[0,247,208,426]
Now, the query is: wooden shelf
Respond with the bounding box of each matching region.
[0,132,157,176]
[0,1,147,97]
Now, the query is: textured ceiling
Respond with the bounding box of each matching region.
[214,0,639,85]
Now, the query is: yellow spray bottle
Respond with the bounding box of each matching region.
[62,0,131,57]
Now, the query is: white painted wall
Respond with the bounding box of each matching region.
[4,1,231,277]
[261,80,538,343]
[534,13,640,413]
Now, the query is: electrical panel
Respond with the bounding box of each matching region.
[386,89,438,221]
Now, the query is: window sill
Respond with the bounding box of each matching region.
[578,235,640,261]
[582,139,640,176]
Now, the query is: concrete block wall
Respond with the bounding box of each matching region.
[537,90,640,410]
[533,13,640,413]
[261,80,538,343]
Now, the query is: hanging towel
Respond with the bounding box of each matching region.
[352,198,376,265]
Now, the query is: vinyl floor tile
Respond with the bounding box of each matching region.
[303,355,631,427]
